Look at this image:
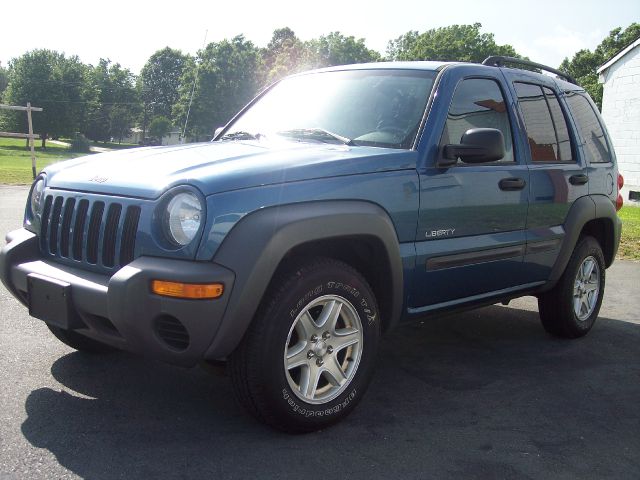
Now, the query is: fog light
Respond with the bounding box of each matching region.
[151,280,224,299]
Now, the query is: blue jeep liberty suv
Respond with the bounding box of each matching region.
[0,57,623,432]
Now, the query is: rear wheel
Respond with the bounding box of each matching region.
[229,258,380,433]
[538,236,605,338]
[46,324,116,353]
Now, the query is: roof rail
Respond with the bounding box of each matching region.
[482,56,578,85]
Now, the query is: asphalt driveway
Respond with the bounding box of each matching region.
[1,185,639,479]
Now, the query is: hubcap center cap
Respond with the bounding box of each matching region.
[312,340,328,357]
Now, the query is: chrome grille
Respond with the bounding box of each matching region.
[39,193,141,271]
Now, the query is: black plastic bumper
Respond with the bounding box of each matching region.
[1,228,235,367]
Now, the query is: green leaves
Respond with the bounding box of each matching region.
[386,23,518,63]
[149,115,172,143]
[139,47,190,123]
[173,35,262,140]
[561,23,639,109]
[84,59,139,142]
[2,50,87,142]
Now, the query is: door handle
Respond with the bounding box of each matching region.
[569,174,589,185]
[499,177,526,191]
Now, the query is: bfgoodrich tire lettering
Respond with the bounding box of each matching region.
[229,257,380,433]
[538,236,606,338]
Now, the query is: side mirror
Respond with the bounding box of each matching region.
[439,128,505,166]
[213,126,224,140]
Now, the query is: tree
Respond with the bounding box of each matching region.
[261,28,307,84]
[84,59,139,143]
[0,62,8,100]
[386,23,519,63]
[560,23,640,109]
[173,35,262,140]
[304,32,381,69]
[148,115,172,144]
[139,47,190,122]
[2,50,87,147]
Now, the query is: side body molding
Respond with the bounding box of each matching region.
[205,200,404,359]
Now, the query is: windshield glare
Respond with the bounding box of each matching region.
[221,69,437,149]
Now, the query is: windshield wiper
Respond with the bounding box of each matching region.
[277,128,355,146]
[220,131,259,141]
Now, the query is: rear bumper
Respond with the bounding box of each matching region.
[1,228,235,366]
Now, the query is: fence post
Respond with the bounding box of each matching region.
[27,102,37,179]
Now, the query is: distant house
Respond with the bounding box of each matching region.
[122,127,183,146]
[597,36,640,204]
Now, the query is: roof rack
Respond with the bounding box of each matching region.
[482,56,578,85]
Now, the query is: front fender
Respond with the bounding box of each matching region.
[204,200,403,359]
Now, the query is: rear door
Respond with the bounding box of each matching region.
[410,65,530,311]
[502,71,588,282]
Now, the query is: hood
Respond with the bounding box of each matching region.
[44,141,417,199]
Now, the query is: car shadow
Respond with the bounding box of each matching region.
[21,304,640,479]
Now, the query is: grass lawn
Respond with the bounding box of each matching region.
[0,138,91,184]
[618,205,640,261]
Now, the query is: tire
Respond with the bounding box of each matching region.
[229,257,381,433]
[538,236,606,338]
[46,324,116,353]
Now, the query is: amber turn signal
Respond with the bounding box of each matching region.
[151,280,224,299]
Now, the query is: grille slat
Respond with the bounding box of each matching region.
[102,204,122,267]
[86,202,105,264]
[48,197,64,255]
[60,198,76,257]
[39,194,140,271]
[72,200,89,261]
[40,195,53,253]
[119,206,141,266]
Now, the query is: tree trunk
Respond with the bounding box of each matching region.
[41,133,47,149]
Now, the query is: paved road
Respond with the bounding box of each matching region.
[1,185,639,479]
[48,140,114,154]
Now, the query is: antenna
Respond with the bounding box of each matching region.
[181,29,208,143]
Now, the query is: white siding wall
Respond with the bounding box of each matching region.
[600,45,640,199]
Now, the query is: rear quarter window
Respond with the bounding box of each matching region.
[565,92,612,164]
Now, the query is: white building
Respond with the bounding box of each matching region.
[597,36,640,204]
[122,127,183,146]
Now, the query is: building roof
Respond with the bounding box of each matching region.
[597,36,640,74]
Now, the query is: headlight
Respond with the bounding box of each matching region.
[30,178,45,218]
[164,192,203,246]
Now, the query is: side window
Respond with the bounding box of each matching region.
[441,78,514,163]
[565,92,612,164]
[515,82,573,163]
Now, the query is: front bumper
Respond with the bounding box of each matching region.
[0,228,235,366]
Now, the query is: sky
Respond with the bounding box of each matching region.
[1,0,639,74]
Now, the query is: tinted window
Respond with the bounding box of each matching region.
[441,78,514,163]
[515,82,573,162]
[543,87,572,161]
[565,92,612,164]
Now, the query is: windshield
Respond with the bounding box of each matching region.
[219,69,437,149]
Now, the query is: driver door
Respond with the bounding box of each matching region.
[410,68,530,311]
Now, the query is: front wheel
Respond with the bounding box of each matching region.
[229,258,381,433]
[538,236,606,338]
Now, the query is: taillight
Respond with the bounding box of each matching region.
[616,173,624,211]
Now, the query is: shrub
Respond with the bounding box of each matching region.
[70,133,91,153]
